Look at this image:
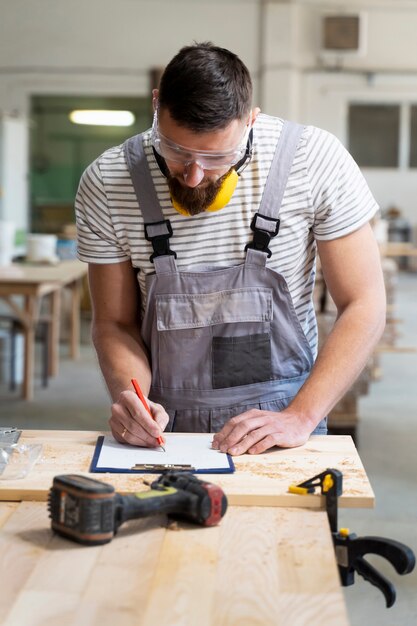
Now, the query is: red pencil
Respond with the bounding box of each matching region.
[131,378,166,451]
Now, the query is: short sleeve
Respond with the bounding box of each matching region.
[75,159,130,264]
[305,127,379,240]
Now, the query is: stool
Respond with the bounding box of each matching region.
[0,314,51,390]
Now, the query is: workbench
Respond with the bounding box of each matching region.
[0,431,374,625]
[379,241,417,259]
[0,261,87,400]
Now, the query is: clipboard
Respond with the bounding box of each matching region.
[90,434,235,474]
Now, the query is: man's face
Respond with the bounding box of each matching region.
[155,109,250,215]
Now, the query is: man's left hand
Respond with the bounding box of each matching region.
[211,409,316,455]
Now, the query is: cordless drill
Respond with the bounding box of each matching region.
[48,472,228,546]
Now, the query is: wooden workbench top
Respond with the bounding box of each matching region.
[0,430,374,508]
[0,259,87,285]
[0,501,349,626]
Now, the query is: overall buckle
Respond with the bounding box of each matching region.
[245,212,280,258]
[144,220,177,263]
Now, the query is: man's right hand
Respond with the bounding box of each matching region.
[109,390,169,447]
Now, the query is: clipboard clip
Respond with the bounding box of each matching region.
[131,463,196,471]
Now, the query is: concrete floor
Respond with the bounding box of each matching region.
[0,273,416,625]
[339,271,417,626]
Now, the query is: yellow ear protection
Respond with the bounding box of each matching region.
[171,169,239,216]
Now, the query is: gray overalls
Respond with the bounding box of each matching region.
[125,122,327,435]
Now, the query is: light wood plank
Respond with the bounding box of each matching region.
[0,503,349,626]
[3,590,86,626]
[0,502,18,528]
[0,503,52,623]
[2,506,168,626]
[0,431,374,509]
[77,517,168,626]
[141,523,220,626]
[212,507,349,626]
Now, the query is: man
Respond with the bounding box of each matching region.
[75,42,385,456]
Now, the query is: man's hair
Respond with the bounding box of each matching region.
[158,42,252,131]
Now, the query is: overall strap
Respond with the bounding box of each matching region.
[245,121,304,266]
[124,134,177,269]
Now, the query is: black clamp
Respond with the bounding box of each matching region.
[289,469,415,608]
[334,532,415,608]
[289,468,343,532]
[144,219,177,263]
[245,212,280,258]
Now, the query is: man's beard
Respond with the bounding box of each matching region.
[168,169,232,216]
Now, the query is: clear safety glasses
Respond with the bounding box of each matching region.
[151,109,251,171]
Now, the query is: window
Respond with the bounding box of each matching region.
[348,104,400,168]
[30,95,151,233]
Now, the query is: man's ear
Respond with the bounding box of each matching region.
[250,107,261,126]
[152,89,159,111]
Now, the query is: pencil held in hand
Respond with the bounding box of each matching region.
[131,378,166,451]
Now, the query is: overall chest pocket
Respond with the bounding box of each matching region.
[155,288,273,390]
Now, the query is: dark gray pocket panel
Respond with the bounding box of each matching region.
[212,332,272,389]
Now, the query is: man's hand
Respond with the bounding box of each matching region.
[110,390,169,447]
[211,409,316,456]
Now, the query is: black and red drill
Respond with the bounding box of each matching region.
[48,471,227,545]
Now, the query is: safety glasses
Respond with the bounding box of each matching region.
[151,109,251,171]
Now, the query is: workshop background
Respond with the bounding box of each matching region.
[0,1,416,624]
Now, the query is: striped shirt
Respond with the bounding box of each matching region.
[75,113,379,357]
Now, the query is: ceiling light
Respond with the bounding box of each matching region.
[69,110,135,126]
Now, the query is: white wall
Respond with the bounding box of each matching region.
[0,115,29,231]
[270,1,417,230]
[1,0,417,230]
[0,0,261,114]
[0,0,261,228]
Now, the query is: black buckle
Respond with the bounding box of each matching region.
[245,212,280,258]
[144,219,177,263]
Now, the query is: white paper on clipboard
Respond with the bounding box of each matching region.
[92,434,234,473]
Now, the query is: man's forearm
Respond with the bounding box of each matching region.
[289,298,386,427]
[92,321,151,402]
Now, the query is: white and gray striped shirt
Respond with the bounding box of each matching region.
[75,113,379,357]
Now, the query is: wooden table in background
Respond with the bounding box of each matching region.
[0,260,87,400]
[0,432,373,625]
[379,241,417,258]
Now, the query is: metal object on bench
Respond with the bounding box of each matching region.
[0,427,22,445]
[0,428,22,476]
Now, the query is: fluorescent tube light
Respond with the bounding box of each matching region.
[69,110,135,126]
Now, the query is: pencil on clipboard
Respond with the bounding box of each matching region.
[131,378,166,452]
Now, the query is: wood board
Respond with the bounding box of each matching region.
[0,501,349,626]
[0,431,374,508]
